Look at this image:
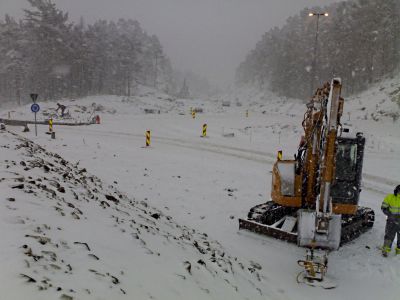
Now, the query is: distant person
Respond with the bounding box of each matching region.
[381,185,400,257]
[56,103,66,117]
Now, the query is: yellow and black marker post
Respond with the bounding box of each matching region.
[146,130,151,147]
[202,124,207,138]
[192,110,196,119]
[246,110,249,118]
[48,118,53,133]
[277,150,283,160]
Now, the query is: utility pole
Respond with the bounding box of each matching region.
[309,12,328,94]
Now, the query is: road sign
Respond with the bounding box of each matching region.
[30,102,40,137]
[30,93,38,103]
[31,103,40,113]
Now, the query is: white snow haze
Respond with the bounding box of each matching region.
[1,0,339,88]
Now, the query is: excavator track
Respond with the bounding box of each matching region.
[340,206,375,245]
[239,201,375,246]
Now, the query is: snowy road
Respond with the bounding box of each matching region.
[57,124,397,194]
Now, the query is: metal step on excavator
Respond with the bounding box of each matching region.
[239,78,374,288]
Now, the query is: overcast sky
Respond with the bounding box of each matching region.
[0,0,339,87]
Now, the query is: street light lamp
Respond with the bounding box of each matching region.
[309,12,328,17]
[309,12,329,93]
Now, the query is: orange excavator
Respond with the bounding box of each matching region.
[239,79,374,286]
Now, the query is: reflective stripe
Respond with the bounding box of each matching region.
[382,194,400,215]
[382,246,391,253]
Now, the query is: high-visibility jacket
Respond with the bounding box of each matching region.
[381,194,400,217]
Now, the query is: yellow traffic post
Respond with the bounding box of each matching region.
[246,110,249,118]
[192,110,196,119]
[48,118,53,133]
[202,124,207,137]
[146,130,151,147]
[277,150,283,160]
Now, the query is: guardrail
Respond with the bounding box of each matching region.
[0,118,95,127]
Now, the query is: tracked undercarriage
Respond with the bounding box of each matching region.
[239,201,375,246]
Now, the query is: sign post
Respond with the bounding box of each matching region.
[30,94,39,137]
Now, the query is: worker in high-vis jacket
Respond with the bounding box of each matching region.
[382,185,400,257]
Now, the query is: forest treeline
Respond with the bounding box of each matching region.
[0,0,175,104]
[235,0,400,98]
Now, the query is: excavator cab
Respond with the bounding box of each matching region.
[331,133,365,214]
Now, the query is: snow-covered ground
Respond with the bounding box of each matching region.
[1,81,399,299]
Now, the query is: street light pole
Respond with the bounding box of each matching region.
[309,12,328,94]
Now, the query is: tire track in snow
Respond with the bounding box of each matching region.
[363,174,398,188]
[65,127,276,163]
[62,127,393,194]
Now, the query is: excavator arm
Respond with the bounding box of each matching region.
[297,78,343,251]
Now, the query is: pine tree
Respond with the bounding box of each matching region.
[178,79,190,98]
[0,0,176,105]
[236,0,400,98]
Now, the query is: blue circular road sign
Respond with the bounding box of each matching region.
[31,103,40,113]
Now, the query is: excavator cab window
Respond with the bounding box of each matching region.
[277,161,295,196]
[331,135,365,205]
[335,143,358,181]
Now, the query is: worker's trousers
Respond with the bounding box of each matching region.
[383,218,400,248]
